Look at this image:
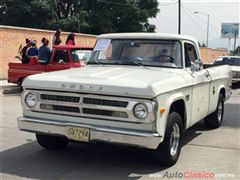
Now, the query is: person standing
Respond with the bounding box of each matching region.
[39,37,51,64]
[20,38,31,64]
[66,33,75,45]
[53,29,62,45]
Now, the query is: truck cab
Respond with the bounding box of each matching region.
[8,45,93,84]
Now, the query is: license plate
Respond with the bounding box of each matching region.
[67,127,89,142]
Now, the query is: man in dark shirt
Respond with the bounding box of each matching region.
[21,39,31,64]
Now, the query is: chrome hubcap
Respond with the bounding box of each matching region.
[170,123,180,156]
[217,101,223,123]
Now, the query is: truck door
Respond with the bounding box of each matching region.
[47,49,71,72]
[185,43,211,124]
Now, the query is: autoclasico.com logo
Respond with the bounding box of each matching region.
[148,171,236,179]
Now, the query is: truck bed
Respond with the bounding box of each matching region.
[8,62,46,71]
[8,63,47,84]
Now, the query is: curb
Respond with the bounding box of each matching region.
[0,86,22,94]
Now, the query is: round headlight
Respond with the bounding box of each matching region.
[25,93,37,108]
[133,103,148,119]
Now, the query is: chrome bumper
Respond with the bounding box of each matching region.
[18,117,162,149]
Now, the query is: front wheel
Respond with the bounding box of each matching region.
[36,134,69,150]
[204,94,224,129]
[153,112,183,166]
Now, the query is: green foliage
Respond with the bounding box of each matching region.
[0,0,52,28]
[0,0,159,34]
[198,42,207,47]
[234,46,240,55]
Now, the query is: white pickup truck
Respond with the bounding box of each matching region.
[18,33,232,166]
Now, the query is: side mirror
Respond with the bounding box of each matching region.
[190,59,203,72]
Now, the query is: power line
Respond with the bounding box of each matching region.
[160,2,178,6]
[181,6,207,33]
[181,5,219,39]
[194,13,219,31]
[97,0,132,6]
[182,5,220,32]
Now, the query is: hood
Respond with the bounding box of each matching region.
[231,66,240,72]
[23,65,192,99]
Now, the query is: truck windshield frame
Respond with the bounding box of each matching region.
[89,39,183,68]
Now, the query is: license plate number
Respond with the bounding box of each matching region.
[67,127,89,142]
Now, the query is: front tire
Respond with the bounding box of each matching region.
[153,112,183,166]
[36,134,69,150]
[204,94,224,129]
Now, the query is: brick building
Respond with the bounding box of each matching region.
[200,47,229,64]
[0,25,97,79]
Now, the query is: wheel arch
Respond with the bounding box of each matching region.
[169,99,187,130]
[219,87,226,100]
[17,77,25,85]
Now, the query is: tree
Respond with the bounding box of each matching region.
[198,42,207,48]
[83,0,159,34]
[234,45,240,55]
[0,0,159,34]
[0,0,54,28]
[45,0,88,32]
[202,43,206,47]
[0,0,87,31]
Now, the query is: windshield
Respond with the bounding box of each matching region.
[89,39,183,68]
[71,49,92,62]
[214,57,240,66]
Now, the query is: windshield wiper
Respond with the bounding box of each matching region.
[88,59,144,66]
[87,60,104,65]
[117,60,144,66]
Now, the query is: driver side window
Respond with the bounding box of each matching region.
[184,43,197,67]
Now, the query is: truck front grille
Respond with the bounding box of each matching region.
[40,94,80,103]
[82,108,128,118]
[40,104,80,113]
[30,90,155,123]
[83,97,128,107]
[232,71,240,78]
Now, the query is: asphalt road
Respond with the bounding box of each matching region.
[0,90,239,180]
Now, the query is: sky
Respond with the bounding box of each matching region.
[149,0,240,50]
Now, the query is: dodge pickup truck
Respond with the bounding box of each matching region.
[18,33,232,166]
[8,45,93,84]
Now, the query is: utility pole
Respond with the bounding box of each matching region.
[178,0,181,34]
[206,14,209,47]
[228,38,231,53]
[233,30,237,54]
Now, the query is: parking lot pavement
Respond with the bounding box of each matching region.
[0,90,240,180]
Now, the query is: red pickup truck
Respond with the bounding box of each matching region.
[8,45,93,84]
